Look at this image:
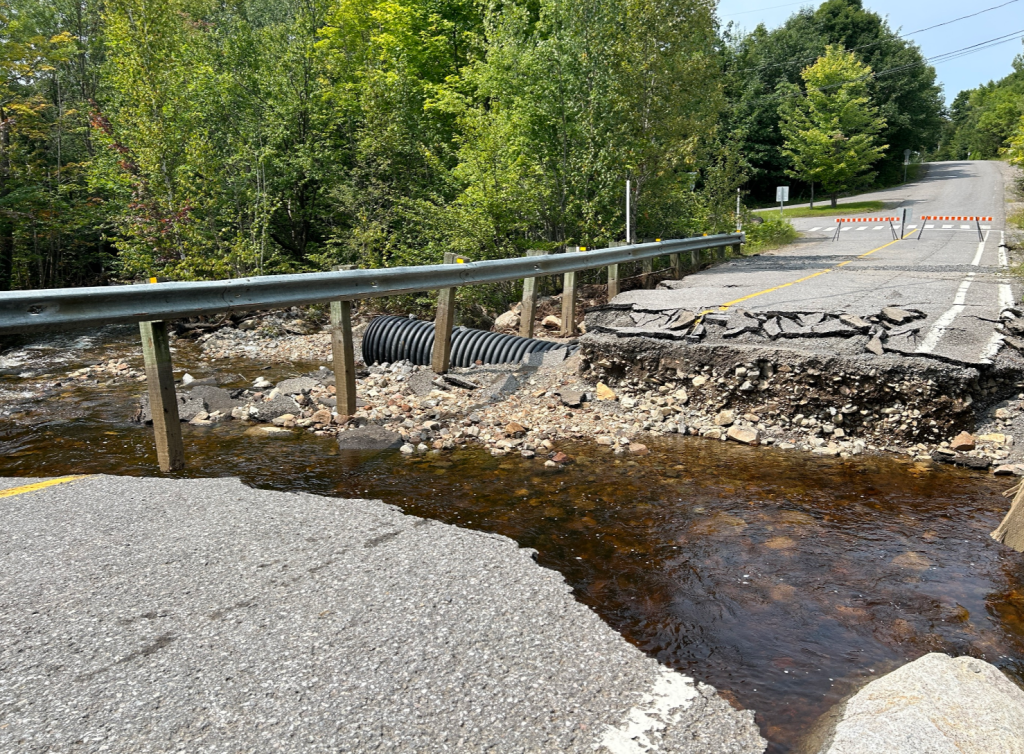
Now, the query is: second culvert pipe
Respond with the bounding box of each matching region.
[361,315,571,368]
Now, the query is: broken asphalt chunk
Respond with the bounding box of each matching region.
[880,307,923,325]
[799,312,825,327]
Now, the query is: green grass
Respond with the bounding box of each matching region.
[751,200,888,219]
[743,217,799,252]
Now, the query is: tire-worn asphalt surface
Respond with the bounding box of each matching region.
[619,161,1016,365]
[0,475,766,753]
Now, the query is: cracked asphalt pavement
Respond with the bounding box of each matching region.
[618,161,1016,366]
[0,475,765,753]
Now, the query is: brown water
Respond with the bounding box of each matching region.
[3,330,1024,752]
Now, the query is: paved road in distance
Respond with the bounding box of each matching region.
[621,161,1015,365]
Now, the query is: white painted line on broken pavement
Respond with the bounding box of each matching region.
[919,233,988,355]
[970,231,989,266]
[980,230,1011,364]
[598,668,698,754]
[917,274,976,354]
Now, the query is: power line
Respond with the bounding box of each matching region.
[720,1,811,18]
[753,28,1024,103]
[727,0,1022,75]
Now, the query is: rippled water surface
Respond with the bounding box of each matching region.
[2,331,1023,752]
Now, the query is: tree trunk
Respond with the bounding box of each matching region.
[830,192,838,209]
[0,219,13,291]
[0,104,12,291]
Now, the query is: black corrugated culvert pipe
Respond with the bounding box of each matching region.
[362,315,571,368]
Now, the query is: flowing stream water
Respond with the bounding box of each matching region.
[2,329,1024,752]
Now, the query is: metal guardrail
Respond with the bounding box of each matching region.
[0,232,743,471]
[0,234,742,335]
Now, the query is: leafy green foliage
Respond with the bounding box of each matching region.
[723,0,942,201]
[743,216,798,252]
[779,45,887,207]
[936,50,1024,161]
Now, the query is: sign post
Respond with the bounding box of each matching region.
[903,149,911,184]
[776,185,789,219]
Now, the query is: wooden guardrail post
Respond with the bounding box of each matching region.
[520,249,549,339]
[691,246,701,272]
[641,238,653,288]
[729,243,741,259]
[668,237,682,279]
[432,252,464,373]
[330,265,358,416]
[606,241,621,300]
[139,317,184,472]
[562,245,580,337]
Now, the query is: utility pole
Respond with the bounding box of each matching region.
[736,188,742,231]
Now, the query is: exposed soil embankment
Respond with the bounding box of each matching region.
[580,326,1024,470]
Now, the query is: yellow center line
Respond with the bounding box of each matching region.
[0,475,90,499]
[704,229,917,314]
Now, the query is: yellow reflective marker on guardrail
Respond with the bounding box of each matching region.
[0,475,90,498]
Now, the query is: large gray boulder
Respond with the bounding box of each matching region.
[336,425,404,450]
[809,653,1024,754]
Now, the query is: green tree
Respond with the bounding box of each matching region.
[779,45,887,208]
[723,0,941,201]
[446,0,726,258]
[935,49,1024,161]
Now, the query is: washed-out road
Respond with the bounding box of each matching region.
[621,161,1016,366]
[0,474,766,753]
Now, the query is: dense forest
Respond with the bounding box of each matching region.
[935,56,1024,162]
[0,0,1015,291]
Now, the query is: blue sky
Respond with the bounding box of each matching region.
[717,0,1024,104]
